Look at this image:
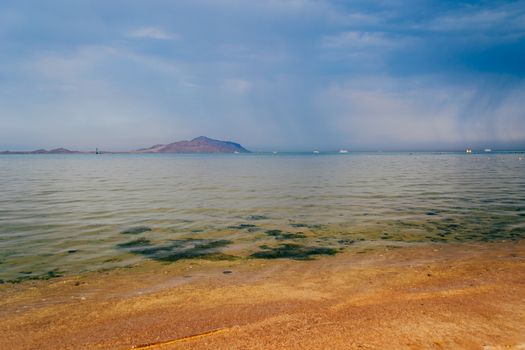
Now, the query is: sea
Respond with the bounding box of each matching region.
[1,152,524,283]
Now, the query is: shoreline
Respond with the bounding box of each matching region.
[1,241,524,349]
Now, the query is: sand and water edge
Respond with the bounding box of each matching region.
[1,241,524,350]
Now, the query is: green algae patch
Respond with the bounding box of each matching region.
[265,229,306,240]
[250,243,337,260]
[307,224,326,230]
[246,215,270,221]
[120,226,152,234]
[117,238,237,262]
[117,238,151,248]
[7,269,63,284]
[228,224,256,229]
[227,224,260,232]
[337,239,355,246]
[509,227,525,240]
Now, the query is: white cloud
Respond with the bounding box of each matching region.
[415,2,525,35]
[321,31,406,49]
[128,27,180,40]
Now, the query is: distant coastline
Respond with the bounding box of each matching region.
[2,136,525,155]
[0,136,250,155]
[2,149,525,155]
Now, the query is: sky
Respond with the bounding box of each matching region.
[0,0,524,151]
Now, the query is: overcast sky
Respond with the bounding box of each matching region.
[1,0,524,151]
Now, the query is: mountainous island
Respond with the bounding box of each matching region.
[0,137,250,154]
[135,136,250,153]
[0,148,81,155]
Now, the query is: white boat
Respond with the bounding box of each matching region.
[272,151,278,154]
[234,151,239,154]
[484,148,492,152]
[339,149,349,153]
[466,148,472,154]
[313,150,320,154]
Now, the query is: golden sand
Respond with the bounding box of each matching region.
[1,242,524,349]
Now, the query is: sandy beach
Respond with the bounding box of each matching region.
[1,241,524,350]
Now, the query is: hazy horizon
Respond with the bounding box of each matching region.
[2,138,525,153]
[1,0,524,151]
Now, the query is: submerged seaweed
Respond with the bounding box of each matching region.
[265,229,306,240]
[117,238,236,262]
[117,238,151,248]
[337,239,355,246]
[247,215,269,221]
[7,269,63,284]
[120,226,152,234]
[228,224,257,230]
[250,243,337,260]
[307,224,326,230]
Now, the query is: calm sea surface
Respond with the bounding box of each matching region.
[1,152,524,282]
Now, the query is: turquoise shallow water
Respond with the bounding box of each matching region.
[1,152,524,282]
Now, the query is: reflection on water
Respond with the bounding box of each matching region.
[1,152,524,282]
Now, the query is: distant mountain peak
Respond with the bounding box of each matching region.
[48,148,77,154]
[192,136,211,141]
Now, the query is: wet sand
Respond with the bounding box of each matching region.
[1,242,524,350]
